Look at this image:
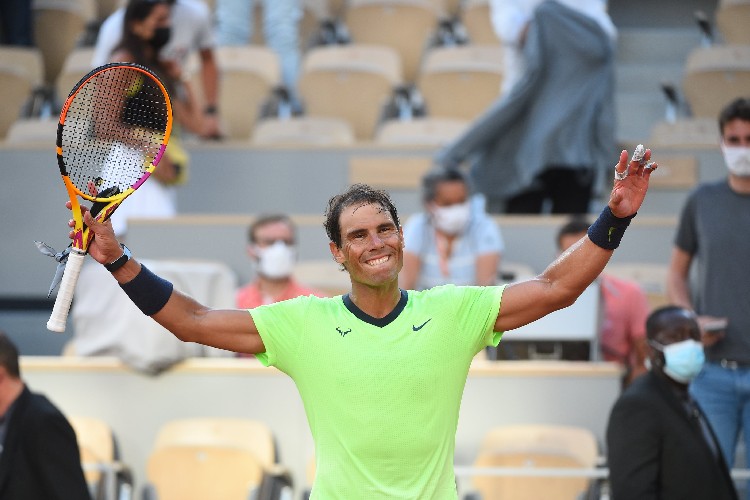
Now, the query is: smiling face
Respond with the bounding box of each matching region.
[329,202,404,287]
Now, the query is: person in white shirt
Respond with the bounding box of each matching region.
[92,0,221,139]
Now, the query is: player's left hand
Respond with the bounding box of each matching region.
[609,148,658,218]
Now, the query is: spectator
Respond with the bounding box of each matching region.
[489,0,614,96]
[436,0,616,214]
[237,214,325,309]
[215,0,302,93]
[92,0,221,139]
[606,306,737,500]
[105,0,203,238]
[667,97,750,483]
[399,167,504,290]
[558,216,649,385]
[0,331,91,500]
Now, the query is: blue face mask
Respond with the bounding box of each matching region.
[651,339,705,383]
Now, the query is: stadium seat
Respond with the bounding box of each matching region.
[716,0,750,44]
[682,44,750,118]
[649,117,720,148]
[461,0,501,44]
[205,46,281,140]
[467,424,600,500]
[143,445,263,500]
[152,417,277,468]
[56,47,96,106]
[146,418,293,500]
[298,44,402,140]
[418,45,503,120]
[69,415,134,500]
[33,0,88,91]
[375,117,469,146]
[642,154,699,190]
[0,65,33,138]
[344,0,441,82]
[251,117,356,145]
[0,46,44,89]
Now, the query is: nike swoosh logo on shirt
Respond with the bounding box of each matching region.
[413,319,432,331]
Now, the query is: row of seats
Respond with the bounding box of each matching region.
[1,42,502,141]
[5,37,748,143]
[71,414,602,500]
[71,416,292,500]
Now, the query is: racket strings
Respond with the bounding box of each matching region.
[61,66,168,198]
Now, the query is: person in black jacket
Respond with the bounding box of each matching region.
[0,331,91,500]
[606,305,738,500]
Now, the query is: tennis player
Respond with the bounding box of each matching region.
[73,148,656,499]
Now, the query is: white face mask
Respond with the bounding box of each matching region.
[721,144,750,177]
[255,241,296,279]
[431,201,471,235]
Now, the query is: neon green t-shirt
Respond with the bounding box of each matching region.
[250,284,505,499]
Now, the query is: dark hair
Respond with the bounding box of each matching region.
[116,0,172,86]
[248,214,295,243]
[719,97,750,134]
[324,184,400,248]
[645,305,693,340]
[556,216,591,249]
[421,167,470,203]
[0,331,20,378]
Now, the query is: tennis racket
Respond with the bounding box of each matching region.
[47,62,173,332]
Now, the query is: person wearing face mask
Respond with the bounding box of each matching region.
[103,0,209,239]
[667,97,750,486]
[92,0,221,139]
[606,305,738,500]
[399,167,504,291]
[236,214,325,311]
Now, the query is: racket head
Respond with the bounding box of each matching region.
[58,62,173,251]
[57,62,173,205]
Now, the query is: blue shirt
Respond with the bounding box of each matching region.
[403,199,504,290]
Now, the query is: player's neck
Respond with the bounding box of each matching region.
[349,280,402,319]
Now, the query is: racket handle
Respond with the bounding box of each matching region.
[47,250,86,332]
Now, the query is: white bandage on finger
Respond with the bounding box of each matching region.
[614,169,628,181]
[631,144,646,165]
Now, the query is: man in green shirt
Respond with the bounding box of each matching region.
[76,148,657,498]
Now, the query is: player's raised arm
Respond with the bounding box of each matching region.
[496,147,657,333]
[75,205,265,354]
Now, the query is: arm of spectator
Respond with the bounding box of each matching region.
[198,47,222,139]
[666,247,693,310]
[475,252,500,286]
[667,246,726,346]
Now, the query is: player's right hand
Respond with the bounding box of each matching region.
[66,201,122,265]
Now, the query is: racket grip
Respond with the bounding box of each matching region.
[47,250,86,332]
